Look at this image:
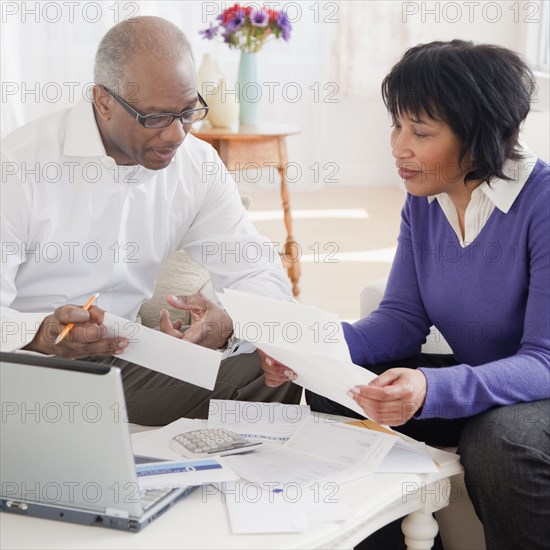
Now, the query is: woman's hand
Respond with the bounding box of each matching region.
[257,350,297,387]
[348,368,427,426]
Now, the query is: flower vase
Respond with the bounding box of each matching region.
[237,51,261,126]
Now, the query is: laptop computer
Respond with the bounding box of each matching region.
[0,351,195,532]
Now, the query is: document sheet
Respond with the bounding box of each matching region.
[346,419,438,473]
[104,312,222,389]
[217,289,377,416]
[214,479,353,534]
[221,416,397,488]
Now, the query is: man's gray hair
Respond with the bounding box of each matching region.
[94,16,194,90]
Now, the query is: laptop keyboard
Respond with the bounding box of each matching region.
[139,487,174,511]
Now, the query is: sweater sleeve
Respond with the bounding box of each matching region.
[417,195,550,419]
[343,196,432,366]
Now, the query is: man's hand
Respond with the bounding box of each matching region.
[23,305,129,359]
[258,350,297,387]
[348,368,427,426]
[159,293,233,350]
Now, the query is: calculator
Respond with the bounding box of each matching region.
[169,428,263,458]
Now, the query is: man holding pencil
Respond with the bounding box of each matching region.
[0,16,301,424]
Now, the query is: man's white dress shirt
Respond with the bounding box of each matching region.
[1,99,292,351]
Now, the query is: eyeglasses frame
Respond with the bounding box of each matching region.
[100,85,209,128]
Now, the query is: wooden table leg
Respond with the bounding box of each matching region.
[277,136,301,298]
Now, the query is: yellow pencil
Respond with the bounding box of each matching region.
[54,292,100,345]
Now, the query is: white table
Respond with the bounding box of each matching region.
[0,436,462,550]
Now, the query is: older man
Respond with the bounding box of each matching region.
[1,16,301,424]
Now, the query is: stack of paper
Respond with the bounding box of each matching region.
[130,401,438,535]
[207,400,438,474]
[221,416,397,487]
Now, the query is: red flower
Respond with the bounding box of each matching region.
[221,4,241,25]
[267,8,279,23]
[203,3,292,52]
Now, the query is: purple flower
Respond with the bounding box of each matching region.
[199,24,219,40]
[250,8,269,27]
[277,11,292,41]
[222,30,233,44]
[225,8,245,32]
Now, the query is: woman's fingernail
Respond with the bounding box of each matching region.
[351,386,360,394]
[265,358,272,366]
[347,390,354,398]
[118,341,128,348]
[284,370,296,380]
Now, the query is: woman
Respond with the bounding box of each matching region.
[262,40,549,549]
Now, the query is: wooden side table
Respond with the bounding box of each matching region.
[192,123,301,297]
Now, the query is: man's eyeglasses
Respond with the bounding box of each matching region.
[101,85,209,129]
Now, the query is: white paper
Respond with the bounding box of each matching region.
[221,417,396,488]
[104,312,222,390]
[216,481,309,534]
[262,342,376,417]
[221,448,360,488]
[135,458,238,490]
[206,399,311,443]
[219,289,351,360]
[301,490,353,524]
[343,422,438,474]
[217,290,377,416]
[286,417,396,470]
[375,439,438,474]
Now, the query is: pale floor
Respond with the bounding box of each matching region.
[244,185,405,321]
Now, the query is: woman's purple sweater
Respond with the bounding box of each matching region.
[342,159,550,419]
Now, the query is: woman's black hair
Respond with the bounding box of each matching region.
[381,40,536,183]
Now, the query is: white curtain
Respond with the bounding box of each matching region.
[0,0,210,136]
[0,1,334,188]
[330,1,416,97]
[2,1,547,181]
[537,0,549,68]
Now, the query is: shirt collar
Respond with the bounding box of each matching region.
[427,144,538,213]
[63,98,110,159]
[62,98,161,185]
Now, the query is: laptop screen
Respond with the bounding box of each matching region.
[0,352,143,518]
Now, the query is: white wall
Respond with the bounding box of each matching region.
[319,1,549,189]
[1,1,548,189]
